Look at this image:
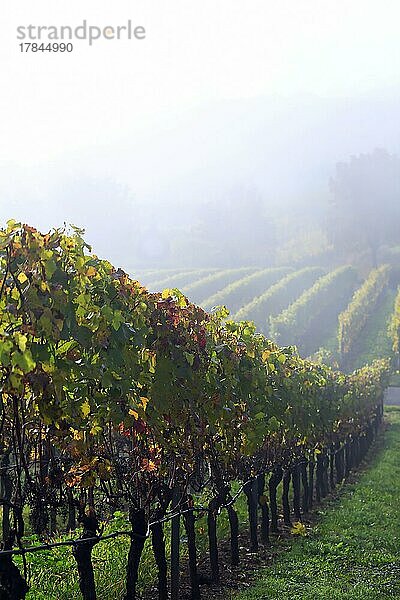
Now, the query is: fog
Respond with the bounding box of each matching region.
[1,0,400,270]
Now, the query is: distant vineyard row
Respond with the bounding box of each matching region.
[136,263,398,371]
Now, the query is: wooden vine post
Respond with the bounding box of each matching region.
[72,509,99,600]
[124,508,148,600]
[244,479,258,551]
[183,496,201,600]
[269,466,283,532]
[170,487,181,600]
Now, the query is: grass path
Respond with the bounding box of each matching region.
[233,407,400,600]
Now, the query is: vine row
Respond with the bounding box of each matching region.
[0,222,390,600]
[201,267,291,313]
[270,266,357,349]
[338,265,390,360]
[234,266,324,334]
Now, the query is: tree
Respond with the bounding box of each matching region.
[328,149,400,266]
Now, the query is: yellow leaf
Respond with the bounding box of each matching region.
[161,288,173,299]
[291,522,307,536]
[17,272,28,284]
[128,409,139,419]
[71,428,84,440]
[81,400,90,418]
[86,266,97,277]
[139,396,149,410]
[90,424,103,436]
[262,350,271,362]
[177,294,187,308]
[15,333,27,352]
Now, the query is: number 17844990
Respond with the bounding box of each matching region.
[19,42,73,52]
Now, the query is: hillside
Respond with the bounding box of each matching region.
[138,262,399,373]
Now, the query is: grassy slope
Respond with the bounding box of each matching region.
[312,288,396,371]
[183,268,258,304]
[294,273,357,357]
[233,406,400,600]
[347,288,396,371]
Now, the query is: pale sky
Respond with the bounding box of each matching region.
[2,0,400,165]
[1,1,400,264]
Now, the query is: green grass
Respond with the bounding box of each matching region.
[233,407,400,600]
[16,411,400,599]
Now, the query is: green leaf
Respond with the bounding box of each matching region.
[44,258,57,279]
[267,416,280,432]
[11,350,36,373]
[184,352,194,366]
[14,333,27,352]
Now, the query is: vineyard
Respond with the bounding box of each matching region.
[0,222,398,600]
[270,266,357,354]
[140,263,399,371]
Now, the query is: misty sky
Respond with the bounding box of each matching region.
[1,0,400,267]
